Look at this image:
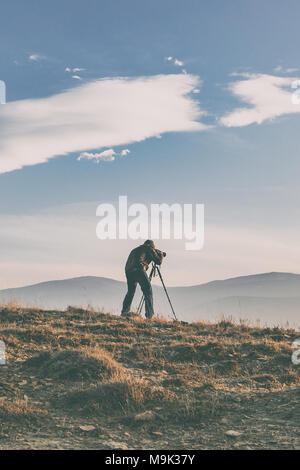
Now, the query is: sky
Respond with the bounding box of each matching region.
[0,0,300,288]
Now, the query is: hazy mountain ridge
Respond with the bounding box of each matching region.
[0,272,299,327]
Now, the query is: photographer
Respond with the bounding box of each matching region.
[121,240,166,319]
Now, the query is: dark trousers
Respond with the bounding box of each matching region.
[122,268,154,318]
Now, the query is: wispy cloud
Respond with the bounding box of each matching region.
[0,74,206,174]
[78,149,116,162]
[273,65,298,74]
[220,73,300,127]
[174,59,184,67]
[166,56,184,67]
[29,54,45,62]
[78,147,131,163]
[65,67,85,80]
[65,66,85,73]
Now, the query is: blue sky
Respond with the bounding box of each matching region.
[0,0,300,288]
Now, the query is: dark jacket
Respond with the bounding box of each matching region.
[125,245,164,273]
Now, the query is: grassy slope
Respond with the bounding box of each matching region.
[0,305,299,450]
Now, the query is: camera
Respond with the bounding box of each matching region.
[157,249,166,258]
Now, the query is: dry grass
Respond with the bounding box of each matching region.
[0,397,47,423]
[0,304,299,449]
[65,376,175,416]
[24,346,124,382]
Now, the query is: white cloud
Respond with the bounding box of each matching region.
[29,54,45,62]
[0,74,206,174]
[286,68,298,74]
[174,59,184,67]
[274,65,283,73]
[72,75,82,80]
[78,147,130,163]
[65,67,85,73]
[78,149,116,162]
[274,65,298,74]
[165,56,184,67]
[220,73,300,127]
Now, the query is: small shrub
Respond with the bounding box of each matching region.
[65,377,175,416]
[0,398,47,424]
[24,346,124,382]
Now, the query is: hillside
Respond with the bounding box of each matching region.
[0,272,300,326]
[0,305,299,450]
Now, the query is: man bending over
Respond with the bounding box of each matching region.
[121,240,166,319]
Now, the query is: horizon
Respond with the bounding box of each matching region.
[1,269,300,292]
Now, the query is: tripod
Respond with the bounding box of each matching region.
[137,263,178,321]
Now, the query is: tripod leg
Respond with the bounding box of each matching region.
[136,264,155,315]
[137,296,145,315]
[156,266,178,321]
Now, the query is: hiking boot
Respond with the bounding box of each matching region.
[121,311,140,318]
[145,312,154,320]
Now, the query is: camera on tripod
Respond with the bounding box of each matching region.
[157,249,167,258]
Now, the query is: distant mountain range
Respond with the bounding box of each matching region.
[0,272,299,327]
